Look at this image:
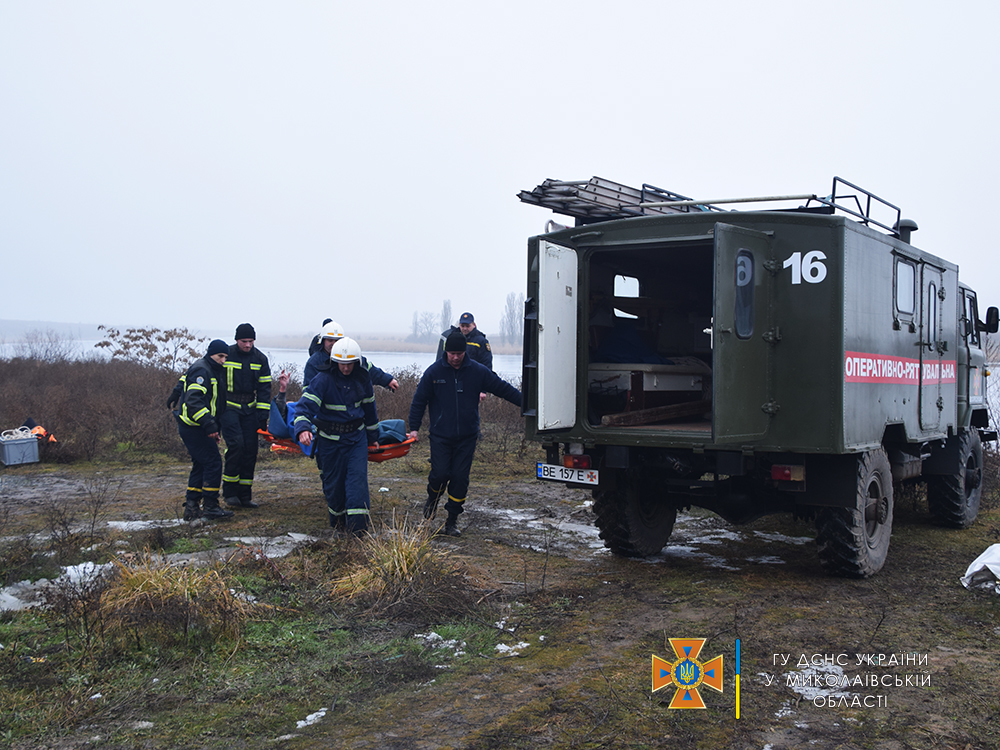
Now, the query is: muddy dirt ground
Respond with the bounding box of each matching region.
[2,452,1000,749]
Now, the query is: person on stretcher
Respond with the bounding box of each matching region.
[265,371,408,457]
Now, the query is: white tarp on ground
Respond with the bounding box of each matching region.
[960,543,1000,593]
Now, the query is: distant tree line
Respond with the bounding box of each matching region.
[498,292,525,346]
[406,295,524,346]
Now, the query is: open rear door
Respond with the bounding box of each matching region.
[537,240,578,431]
[713,224,774,442]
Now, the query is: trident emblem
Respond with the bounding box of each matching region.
[652,638,723,709]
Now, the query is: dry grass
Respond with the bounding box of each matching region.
[98,552,254,648]
[330,514,496,623]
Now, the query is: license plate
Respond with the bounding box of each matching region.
[536,463,600,485]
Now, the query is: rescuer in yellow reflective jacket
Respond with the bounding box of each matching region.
[220,323,272,509]
[175,340,233,522]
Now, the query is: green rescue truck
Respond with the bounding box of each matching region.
[519,176,998,578]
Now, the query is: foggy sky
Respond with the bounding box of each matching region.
[2,1,998,340]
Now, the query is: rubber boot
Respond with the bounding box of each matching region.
[444,511,461,537]
[201,496,234,521]
[225,490,259,509]
[238,489,259,509]
[423,486,445,520]
[329,509,347,535]
[182,498,201,522]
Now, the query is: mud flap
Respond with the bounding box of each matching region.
[802,454,862,508]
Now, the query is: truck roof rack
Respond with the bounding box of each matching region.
[519,176,903,235]
[516,177,725,225]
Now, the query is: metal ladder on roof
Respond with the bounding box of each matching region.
[516,176,722,224]
[518,176,903,235]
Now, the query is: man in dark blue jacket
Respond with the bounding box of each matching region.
[436,311,493,371]
[408,331,521,536]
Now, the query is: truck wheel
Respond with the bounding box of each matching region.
[927,430,982,529]
[593,470,676,557]
[816,449,893,578]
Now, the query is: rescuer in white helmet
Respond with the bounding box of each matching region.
[293,337,380,536]
[302,320,399,392]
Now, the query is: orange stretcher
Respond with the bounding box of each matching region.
[257,430,416,462]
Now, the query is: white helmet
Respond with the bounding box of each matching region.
[330,336,361,363]
[319,321,345,341]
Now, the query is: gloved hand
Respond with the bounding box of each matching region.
[258,415,270,432]
[167,396,179,410]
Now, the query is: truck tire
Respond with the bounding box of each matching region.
[593,469,676,557]
[816,448,893,578]
[927,430,982,529]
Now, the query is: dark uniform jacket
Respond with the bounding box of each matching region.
[308,334,325,356]
[436,326,493,370]
[409,356,520,440]
[294,366,379,444]
[177,357,227,434]
[224,344,272,418]
[303,350,392,390]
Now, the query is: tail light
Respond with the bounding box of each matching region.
[564,455,592,470]
[771,464,805,482]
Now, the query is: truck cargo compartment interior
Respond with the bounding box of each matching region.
[587,242,714,429]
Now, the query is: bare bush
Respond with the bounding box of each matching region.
[987,333,1000,427]
[984,333,1000,509]
[0,356,184,462]
[82,474,124,546]
[8,329,79,362]
[0,530,41,587]
[477,377,526,461]
[983,440,999,512]
[40,562,111,659]
[373,364,422,422]
[95,325,207,372]
[42,498,79,562]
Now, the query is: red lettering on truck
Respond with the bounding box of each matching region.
[844,351,956,384]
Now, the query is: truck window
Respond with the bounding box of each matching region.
[965,292,981,346]
[734,249,754,340]
[895,258,915,316]
[614,275,639,319]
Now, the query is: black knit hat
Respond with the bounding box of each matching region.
[235,323,256,340]
[207,339,228,357]
[445,331,467,353]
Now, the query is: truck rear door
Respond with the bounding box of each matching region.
[536,239,579,431]
[713,224,774,442]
